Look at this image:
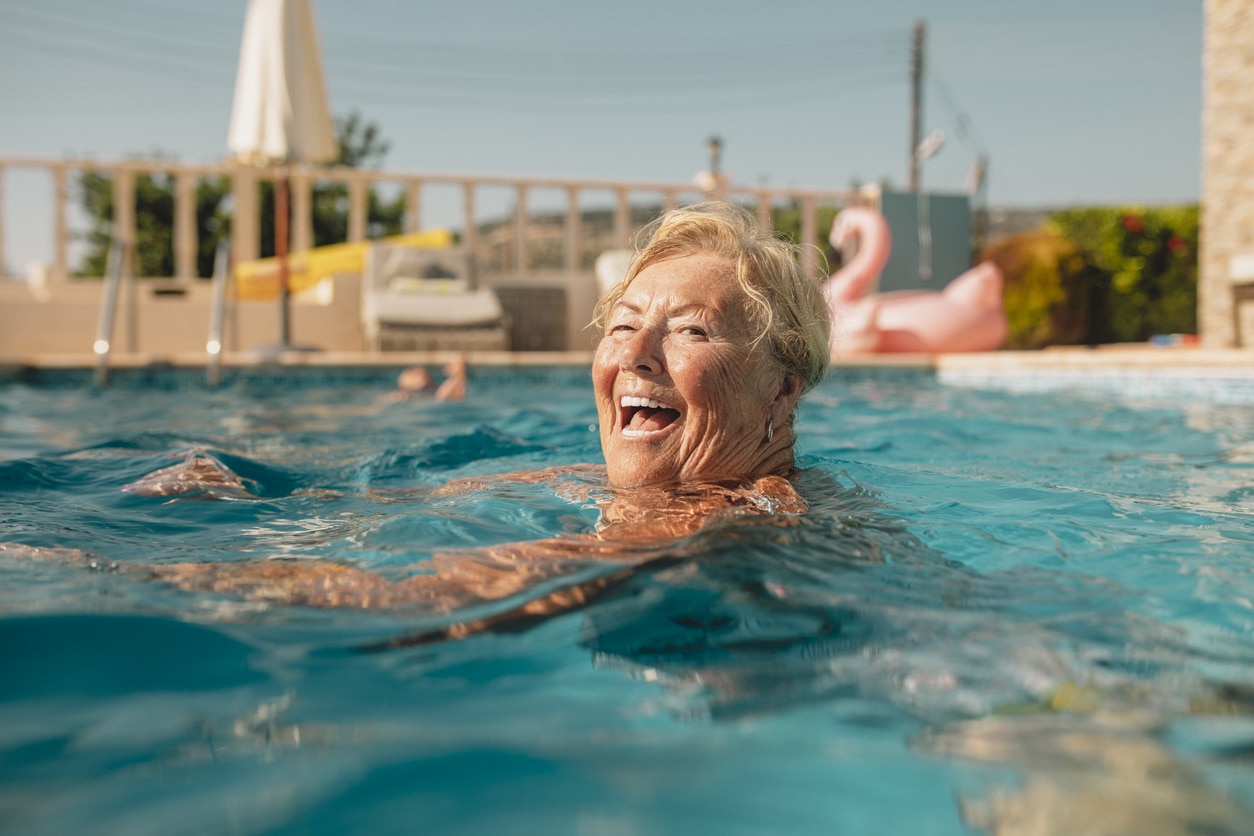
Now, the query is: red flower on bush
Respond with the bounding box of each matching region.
[1121,214,1145,234]
[1167,234,1187,255]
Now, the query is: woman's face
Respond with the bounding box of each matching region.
[593,252,794,488]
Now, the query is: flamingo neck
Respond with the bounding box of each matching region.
[825,212,892,302]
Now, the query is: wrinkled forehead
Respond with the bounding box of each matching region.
[618,253,752,319]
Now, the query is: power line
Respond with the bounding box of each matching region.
[0,4,919,120]
[928,72,987,156]
[0,17,233,85]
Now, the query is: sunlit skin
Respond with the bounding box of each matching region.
[593,253,802,488]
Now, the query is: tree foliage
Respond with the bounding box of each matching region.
[981,231,1098,348]
[75,112,403,278]
[769,201,841,273]
[77,169,231,278]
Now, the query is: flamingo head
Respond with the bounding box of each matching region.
[829,207,890,251]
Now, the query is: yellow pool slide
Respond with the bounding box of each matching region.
[233,229,453,301]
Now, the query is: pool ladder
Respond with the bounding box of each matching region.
[93,238,233,387]
[92,238,131,387]
[206,240,231,388]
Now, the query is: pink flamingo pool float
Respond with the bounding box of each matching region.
[824,207,1007,355]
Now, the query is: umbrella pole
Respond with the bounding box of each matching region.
[276,170,291,347]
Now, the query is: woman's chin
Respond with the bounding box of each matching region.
[608,470,668,489]
[606,459,676,489]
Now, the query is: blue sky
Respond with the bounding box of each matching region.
[0,0,1203,275]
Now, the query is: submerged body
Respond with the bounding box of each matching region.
[143,468,809,616]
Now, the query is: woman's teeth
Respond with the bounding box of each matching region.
[620,395,673,410]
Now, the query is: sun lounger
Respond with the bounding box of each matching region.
[361,244,508,351]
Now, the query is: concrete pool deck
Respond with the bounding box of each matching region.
[0,344,1249,369]
[3,345,1252,402]
[0,344,1248,367]
[933,347,1254,403]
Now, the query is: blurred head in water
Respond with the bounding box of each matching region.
[592,201,830,488]
[396,367,434,392]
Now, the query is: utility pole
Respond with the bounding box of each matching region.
[908,20,925,192]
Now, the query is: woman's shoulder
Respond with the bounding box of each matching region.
[748,473,808,514]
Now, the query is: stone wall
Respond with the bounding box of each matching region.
[1202,0,1254,346]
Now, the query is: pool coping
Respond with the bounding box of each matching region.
[935,347,1254,404]
[1,345,1250,372]
[3,346,1253,402]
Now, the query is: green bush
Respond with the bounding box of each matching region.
[983,205,1198,347]
[1046,206,1198,343]
[982,231,1097,349]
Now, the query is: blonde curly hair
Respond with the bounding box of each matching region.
[592,200,830,395]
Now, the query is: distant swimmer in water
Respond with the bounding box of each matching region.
[384,354,469,403]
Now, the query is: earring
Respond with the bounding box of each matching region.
[766,419,773,443]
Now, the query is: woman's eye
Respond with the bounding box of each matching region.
[609,323,636,335]
[679,326,708,338]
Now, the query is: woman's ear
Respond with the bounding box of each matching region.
[770,374,802,427]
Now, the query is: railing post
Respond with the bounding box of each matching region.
[462,181,477,261]
[348,176,367,242]
[514,184,528,273]
[756,191,774,233]
[53,164,69,283]
[174,169,197,280]
[565,185,581,273]
[614,188,631,251]
[231,167,259,267]
[0,163,6,279]
[291,170,314,253]
[800,194,818,279]
[113,168,136,275]
[405,178,423,232]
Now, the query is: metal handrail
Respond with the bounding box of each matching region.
[92,238,129,387]
[206,239,231,387]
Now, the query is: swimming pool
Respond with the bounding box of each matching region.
[2,364,1252,834]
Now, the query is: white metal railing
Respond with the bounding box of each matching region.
[206,239,232,387]
[92,237,130,386]
[0,155,855,286]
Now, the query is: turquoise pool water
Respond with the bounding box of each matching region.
[2,366,1253,834]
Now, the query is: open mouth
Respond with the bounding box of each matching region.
[619,395,681,438]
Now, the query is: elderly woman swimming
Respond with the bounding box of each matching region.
[593,201,830,489]
[14,202,832,617]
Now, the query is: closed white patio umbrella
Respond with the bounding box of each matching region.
[228,0,336,350]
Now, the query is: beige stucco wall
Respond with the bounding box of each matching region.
[0,268,601,359]
[1202,0,1254,347]
[0,274,367,359]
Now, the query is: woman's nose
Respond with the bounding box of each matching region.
[619,326,663,375]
